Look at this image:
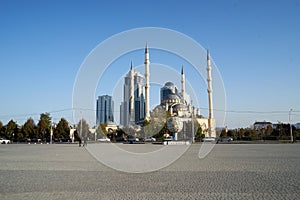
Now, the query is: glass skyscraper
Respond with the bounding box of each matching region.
[96,95,114,125]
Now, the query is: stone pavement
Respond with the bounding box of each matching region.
[0,143,299,199]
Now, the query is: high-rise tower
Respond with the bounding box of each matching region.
[144,42,150,120]
[120,62,145,126]
[96,95,114,125]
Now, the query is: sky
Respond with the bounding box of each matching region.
[0,0,299,128]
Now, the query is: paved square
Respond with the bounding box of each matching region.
[0,143,299,199]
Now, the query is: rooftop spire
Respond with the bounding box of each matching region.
[130,60,133,70]
[181,65,185,104]
[145,41,148,53]
[207,49,210,61]
[144,41,150,120]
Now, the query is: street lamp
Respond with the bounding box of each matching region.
[50,123,56,144]
[191,100,195,143]
[289,109,293,142]
[50,126,53,144]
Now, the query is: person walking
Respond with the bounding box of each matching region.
[78,137,82,147]
[84,136,87,147]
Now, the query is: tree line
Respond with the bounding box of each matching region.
[220,124,300,141]
[0,113,73,142]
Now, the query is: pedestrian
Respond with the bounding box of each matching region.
[78,137,81,147]
[84,136,87,147]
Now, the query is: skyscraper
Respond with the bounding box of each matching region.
[120,43,150,127]
[120,63,145,126]
[96,95,114,125]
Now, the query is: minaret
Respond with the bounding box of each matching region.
[181,65,185,104]
[206,50,215,137]
[144,42,150,120]
[129,61,135,124]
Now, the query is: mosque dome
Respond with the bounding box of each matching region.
[164,82,175,87]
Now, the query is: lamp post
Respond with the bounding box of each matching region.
[72,124,75,143]
[94,124,97,141]
[50,122,56,144]
[50,125,53,144]
[289,109,293,142]
[191,102,195,143]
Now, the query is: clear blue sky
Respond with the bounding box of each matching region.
[0,0,299,128]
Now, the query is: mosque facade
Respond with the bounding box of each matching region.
[119,43,216,138]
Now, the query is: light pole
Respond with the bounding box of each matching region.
[289,109,293,142]
[80,118,83,139]
[50,122,56,144]
[50,125,53,144]
[72,124,75,143]
[191,101,195,143]
[94,124,97,141]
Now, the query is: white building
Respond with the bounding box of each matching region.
[119,43,216,138]
[120,62,146,126]
[159,52,216,138]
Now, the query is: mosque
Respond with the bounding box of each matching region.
[120,43,216,138]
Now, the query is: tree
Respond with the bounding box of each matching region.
[0,121,4,138]
[37,113,51,140]
[115,128,126,139]
[195,125,203,140]
[227,130,235,137]
[265,125,273,136]
[220,129,227,137]
[143,106,168,138]
[153,123,168,139]
[244,129,257,140]
[77,119,91,139]
[100,124,107,135]
[54,118,70,139]
[294,129,300,140]
[22,118,36,139]
[4,120,18,140]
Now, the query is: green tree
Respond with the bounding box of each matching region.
[195,125,203,140]
[54,118,70,139]
[227,130,235,137]
[4,120,18,140]
[0,121,4,138]
[244,129,257,140]
[37,113,51,140]
[220,129,227,137]
[294,129,300,140]
[22,118,36,139]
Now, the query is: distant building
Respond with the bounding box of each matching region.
[96,95,114,125]
[253,121,273,130]
[294,123,300,129]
